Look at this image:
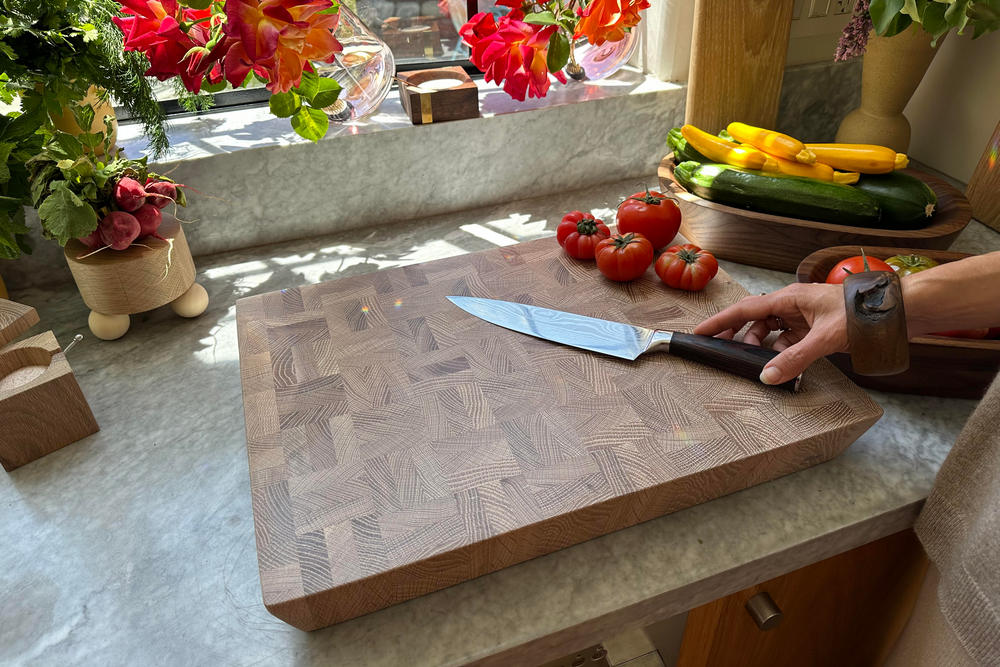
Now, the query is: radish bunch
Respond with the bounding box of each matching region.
[78,176,185,251]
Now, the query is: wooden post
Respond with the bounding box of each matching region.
[685,0,795,133]
[966,120,1000,231]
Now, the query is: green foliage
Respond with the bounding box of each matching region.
[0,101,45,258]
[870,0,1000,42]
[269,72,341,141]
[13,129,169,255]
[0,0,169,157]
[291,106,329,142]
[37,180,97,245]
[547,31,570,73]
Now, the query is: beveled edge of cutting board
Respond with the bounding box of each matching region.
[254,395,880,630]
[233,236,884,630]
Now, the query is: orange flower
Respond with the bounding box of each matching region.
[224,0,342,93]
[574,0,649,46]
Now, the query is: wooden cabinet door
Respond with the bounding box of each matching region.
[677,530,928,667]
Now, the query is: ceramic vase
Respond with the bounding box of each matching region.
[835,25,942,152]
[50,85,118,155]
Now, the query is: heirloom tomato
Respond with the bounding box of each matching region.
[595,233,654,282]
[825,254,894,284]
[655,244,719,291]
[884,254,938,277]
[556,211,611,260]
[616,189,681,249]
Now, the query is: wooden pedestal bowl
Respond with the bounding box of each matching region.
[64,216,208,340]
[797,246,1000,399]
[658,155,973,273]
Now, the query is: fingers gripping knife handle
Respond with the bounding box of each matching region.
[657,332,801,392]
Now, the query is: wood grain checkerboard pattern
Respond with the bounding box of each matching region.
[236,237,882,630]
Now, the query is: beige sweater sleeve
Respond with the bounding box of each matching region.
[915,374,1000,665]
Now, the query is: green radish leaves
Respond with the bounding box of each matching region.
[37,181,97,245]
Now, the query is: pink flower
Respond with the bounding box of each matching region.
[114,0,229,92]
[460,11,567,101]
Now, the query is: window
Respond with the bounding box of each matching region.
[142,0,485,117]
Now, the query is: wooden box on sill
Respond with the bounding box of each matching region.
[397,66,480,125]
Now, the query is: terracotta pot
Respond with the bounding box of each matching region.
[835,25,942,152]
[49,85,118,155]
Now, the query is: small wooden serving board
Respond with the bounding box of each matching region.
[235,237,882,630]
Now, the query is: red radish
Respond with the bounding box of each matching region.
[78,229,103,250]
[99,211,141,250]
[145,181,177,209]
[114,177,147,212]
[133,204,162,238]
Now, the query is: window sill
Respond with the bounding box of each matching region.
[118,67,681,162]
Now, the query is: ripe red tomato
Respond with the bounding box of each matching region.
[825,254,894,284]
[595,232,654,282]
[655,244,719,291]
[930,328,991,339]
[556,211,611,260]
[616,189,682,249]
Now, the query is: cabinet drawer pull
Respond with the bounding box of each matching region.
[746,592,783,630]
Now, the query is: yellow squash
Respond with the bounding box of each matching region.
[680,124,776,171]
[760,155,833,180]
[757,153,859,184]
[806,143,909,174]
[727,122,816,164]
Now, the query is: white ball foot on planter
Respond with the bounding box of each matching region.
[170,283,208,318]
[88,311,130,340]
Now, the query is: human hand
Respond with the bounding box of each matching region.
[694,283,848,385]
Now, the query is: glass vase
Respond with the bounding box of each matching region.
[313,4,396,122]
[567,30,640,82]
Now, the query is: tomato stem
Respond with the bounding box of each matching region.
[676,247,702,264]
[576,218,598,235]
[612,232,637,248]
[617,186,674,208]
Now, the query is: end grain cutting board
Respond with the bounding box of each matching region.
[235,237,882,630]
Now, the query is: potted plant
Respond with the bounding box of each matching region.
[1,0,173,267]
[0,0,170,155]
[834,0,1000,151]
[26,129,207,340]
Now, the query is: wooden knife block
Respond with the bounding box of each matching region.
[0,299,98,471]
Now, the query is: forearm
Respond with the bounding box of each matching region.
[902,251,1000,336]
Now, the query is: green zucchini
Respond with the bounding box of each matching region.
[673,161,882,227]
[667,127,710,164]
[852,171,936,229]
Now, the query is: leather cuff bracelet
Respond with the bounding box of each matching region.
[843,271,910,376]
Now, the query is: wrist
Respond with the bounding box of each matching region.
[900,272,934,338]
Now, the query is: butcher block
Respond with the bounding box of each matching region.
[235,237,882,631]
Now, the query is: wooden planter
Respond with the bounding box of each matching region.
[797,246,1000,399]
[658,155,973,273]
[64,216,208,340]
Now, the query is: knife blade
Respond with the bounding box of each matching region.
[447,296,800,392]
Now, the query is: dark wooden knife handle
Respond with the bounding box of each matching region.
[669,332,800,392]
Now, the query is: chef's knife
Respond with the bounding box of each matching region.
[447,296,800,392]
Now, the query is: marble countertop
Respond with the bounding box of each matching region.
[2,178,997,666]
